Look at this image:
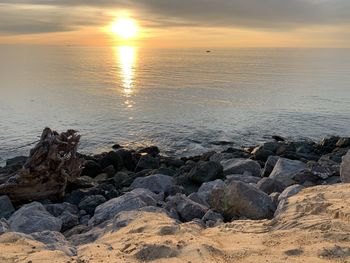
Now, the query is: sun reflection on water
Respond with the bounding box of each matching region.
[117,46,137,95]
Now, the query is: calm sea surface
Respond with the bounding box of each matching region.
[1,46,350,164]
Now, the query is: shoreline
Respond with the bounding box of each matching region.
[0,128,349,262]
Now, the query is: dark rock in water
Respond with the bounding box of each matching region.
[202,209,224,227]
[272,135,286,142]
[44,202,79,217]
[81,160,102,178]
[138,146,160,157]
[226,173,260,184]
[30,230,77,256]
[336,137,350,148]
[0,218,9,234]
[210,140,234,146]
[59,211,79,232]
[100,151,123,171]
[9,202,62,234]
[135,155,159,172]
[221,158,261,177]
[0,195,15,219]
[278,184,304,202]
[130,174,178,195]
[160,157,185,168]
[257,178,285,194]
[165,194,208,222]
[210,181,275,220]
[262,156,280,177]
[187,161,224,185]
[115,149,136,171]
[316,136,340,154]
[89,188,160,226]
[221,147,250,158]
[269,158,307,187]
[340,150,350,183]
[78,195,106,215]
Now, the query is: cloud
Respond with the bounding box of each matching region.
[0,0,349,35]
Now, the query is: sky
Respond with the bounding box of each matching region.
[0,0,349,48]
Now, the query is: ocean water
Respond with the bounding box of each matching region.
[0,46,350,164]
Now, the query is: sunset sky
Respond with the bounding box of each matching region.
[0,0,349,48]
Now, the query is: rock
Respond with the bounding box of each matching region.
[257,178,285,194]
[272,135,286,142]
[161,157,184,168]
[102,165,116,177]
[94,173,109,182]
[209,153,238,163]
[336,137,350,148]
[0,195,15,219]
[100,151,123,171]
[89,188,160,226]
[165,194,208,222]
[276,142,296,156]
[0,128,81,204]
[262,156,280,177]
[188,192,210,207]
[278,184,305,202]
[251,142,278,161]
[30,230,77,256]
[202,209,224,227]
[220,148,250,158]
[226,173,261,184]
[63,224,88,238]
[135,155,159,171]
[80,215,91,225]
[197,179,226,204]
[187,161,224,184]
[0,219,9,234]
[130,174,177,195]
[316,136,340,154]
[67,176,97,191]
[81,160,102,178]
[269,158,307,187]
[340,150,350,183]
[44,202,79,217]
[115,149,136,171]
[310,163,337,179]
[9,202,62,234]
[151,167,176,177]
[59,211,79,232]
[221,158,261,177]
[78,195,106,215]
[210,181,275,220]
[269,192,280,206]
[138,146,160,157]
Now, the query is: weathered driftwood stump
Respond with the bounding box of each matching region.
[0,128,81,204]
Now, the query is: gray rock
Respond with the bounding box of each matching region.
[202,209,224,227]
[262,156,280,177]
[63,224,88,239]
[69,227,103,246]
[135,155,159,171]
[336,138,350,148]
[257,178,285,194]
[209,153,237,163]
[0,195,15,219]
[197,179,226,204]
[251,142,278,161]
[59,211,79,232]
[210,181,275,220]
[131,174,176,195]
[0,219,9,234]
[269,158,307,187]
[188,192,209,207]
[89,188,159,226]
[30,231,77,256]
[9,202,62,234]
[80,215,91,225]
[187,161,224,184]
[340,150,350,183]
[226,173,261,184]
[269,192,280,207]
[278,184,305,202]
[221,158,261,177]
[165,194,208,222]
[78,195,106,215]
[44,202,79,217]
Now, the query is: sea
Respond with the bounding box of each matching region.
[1,46,350,164]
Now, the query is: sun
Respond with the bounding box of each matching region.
[111,18,138,40]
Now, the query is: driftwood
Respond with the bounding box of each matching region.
[0,128,81,204]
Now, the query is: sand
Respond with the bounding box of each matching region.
[1,183,350,263]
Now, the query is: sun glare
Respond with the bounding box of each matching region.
[111,18,138,40]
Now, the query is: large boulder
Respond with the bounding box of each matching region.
[257,178,285,194]
[135,155,159,171]
[130,174,177,195]
[89,188,160,226]
[197,179,226,204]
[165,194,208,222]
[340,150,350,183]
[221,159,261,177]
[9,202,62,234]
[78,195,106,215]
[210,181,275,220]
[278,184,305,202]
[187,161,224,184]
[262,156,280,177]
[269,158,307,187]
[0,195,15,219]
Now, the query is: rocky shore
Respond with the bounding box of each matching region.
[0,128,350,262]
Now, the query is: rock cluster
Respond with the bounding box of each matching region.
[0,130,349,257]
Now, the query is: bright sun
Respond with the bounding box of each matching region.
[111,18,138,39]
